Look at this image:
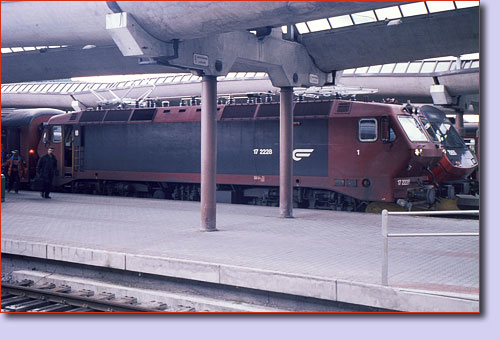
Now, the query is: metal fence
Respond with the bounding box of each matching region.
[381,209,479,286]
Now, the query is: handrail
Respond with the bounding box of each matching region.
[381,209,479,286]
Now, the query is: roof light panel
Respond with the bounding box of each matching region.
[375,6,402,20]
[420,61,437,73]
[22,84,34,92]
[11,47,24,52]
[62,84,78,92]
[295,22,310,34]
[39,84,51,93]
[426,1,455,13]
[306,18,331,32]
[368,65,382,73]
[60,84,72,93]
[355,67,369,74]
[328,15,354,28]
[1,48,12,53]
[393,62,409,73]
[454,1,479,9]
[407,62,423,73]
[30,85,41,92]
[351,10,377,24]
[380,63,396,73]
[75,83,87,92]
[46,83,59,92]
[435,61,452,72]
[461,52,479,60]
[400,2,429,17]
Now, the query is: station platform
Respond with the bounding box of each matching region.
[1,191,479,312]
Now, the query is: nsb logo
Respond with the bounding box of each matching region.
[293,149,314,161]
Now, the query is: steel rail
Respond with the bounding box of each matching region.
[2,283,166,312]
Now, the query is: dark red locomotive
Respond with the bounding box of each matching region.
[35,99,444,211]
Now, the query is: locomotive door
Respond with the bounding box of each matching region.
[63,125,73,177]
[72,125,83,172]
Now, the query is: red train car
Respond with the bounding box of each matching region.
[37,99,443,211]
[1,108,64,184]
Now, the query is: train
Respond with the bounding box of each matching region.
[1,99,478,211]
[1,108,65,180]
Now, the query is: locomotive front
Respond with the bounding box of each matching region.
[384,104,444,208]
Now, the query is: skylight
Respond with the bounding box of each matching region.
[294,1,478,35]
[400,2,428,17]
[375,6,402,20]
[351,10,377,24]
[328,15,353,28]
[306,18,331,32]
[426,1,456,13]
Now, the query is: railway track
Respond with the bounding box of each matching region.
[1,281,179,312]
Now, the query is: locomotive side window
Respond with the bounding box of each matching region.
[358,119,377,142]
[380,117,396,143]
[397,116,428,142]
[52,125,62,143]
[42,130,49,144]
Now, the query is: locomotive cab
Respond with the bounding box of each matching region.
[2,109,64,185]
[38,122,78,188]
[417,105,478,196]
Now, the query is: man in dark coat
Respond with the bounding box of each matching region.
[36,147,57,199]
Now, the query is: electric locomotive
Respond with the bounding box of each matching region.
[35,99,444,211]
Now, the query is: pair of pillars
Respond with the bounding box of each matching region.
[200,76,293,231]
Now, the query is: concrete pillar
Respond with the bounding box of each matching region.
[455,111,464,137]
[201,75,217,231]
[279,87,294,218]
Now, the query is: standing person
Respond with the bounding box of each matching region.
[36,147,57,199]
[5,150,25,193]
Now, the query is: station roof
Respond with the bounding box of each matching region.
[1,1,479,83]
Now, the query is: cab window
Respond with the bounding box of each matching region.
[359,119,377,142]
[397,116,428,142]
[420,117,439,142]
[52,125,62,143]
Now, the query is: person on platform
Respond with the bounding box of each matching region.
[36,147,58,199]
[5,150,25,193]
